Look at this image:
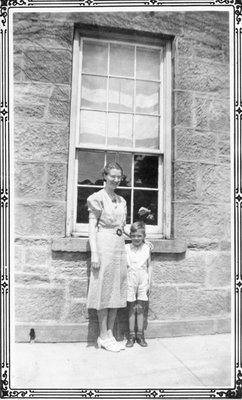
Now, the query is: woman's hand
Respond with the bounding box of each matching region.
[91,253,100,270]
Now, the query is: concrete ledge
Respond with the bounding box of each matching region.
[51,237,187,254]
[15,317,231,343]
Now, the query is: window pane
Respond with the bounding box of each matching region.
[110,44,134,77]
[115,188,131,224]
[82,41,108,75]
[109,78,134,112]
[133,190,158,225]
[135,115,159,149]
[136,47,160,80]
[106,152,132,187]
[79,110,106,145]
[134,155,158,188]
[107,113,133,148]
[81,75,107,110]
[77,150,104,185]
[136,81,160,114]
[77,187,101,223]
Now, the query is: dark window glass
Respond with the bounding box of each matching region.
[77,151,104,185]
[133,189,158,225]
[134,155,158,188]
[115,188,131,224]
[77,187,101,223]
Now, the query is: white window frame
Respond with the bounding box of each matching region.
[66,28,172,239]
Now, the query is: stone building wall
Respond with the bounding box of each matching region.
[13,10,231,342]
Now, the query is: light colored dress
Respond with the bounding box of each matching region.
[125,243,150,302]
[87,189,127,310]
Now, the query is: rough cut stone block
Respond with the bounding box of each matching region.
[175,128,217,162]
[14,104,46,120]
[174,162,197,200]
[24,50,72,84]
[14,162,46,198]
[194,96,210,130]
[183,12,229,47]
[198,164,231,203]
[152,263,206,286]
[174,91,194,127]
[146,318,215,338]
[174,203,228,242]
[176,58,229,94]
[215,317,231,334]
[208,100,230,132]
[47,163,67,200]
[15,245,24,271]
[13,19,73,50]
[69,279,88,299]
[176,129,217,161]
[48,85,71,122]
[65,302,89,323]
[51,252,89,279]
[14,122,69,162]
[15,202,66,237]
[174,37,193,58]
[25,245,50,267]
[193,42,224,62]
[15,286,65,321]
[149,286,178,319]
[178,288,226,317]
[14,52,23,81]
[14,82,53,103]
[218,139,230,164]
[15,272,50,285]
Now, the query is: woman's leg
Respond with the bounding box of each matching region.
[97,308,108,339]
[107,308,117,336]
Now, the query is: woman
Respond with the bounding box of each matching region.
[87,161,127,352]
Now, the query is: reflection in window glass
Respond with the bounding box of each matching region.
[77,187,101,223]
[110,44,134,77]
[107,152,132,187]
[81,75,107,110]
[77,150,104,185]
[136,81,160,114]
[135,115,159,149]
[136,47,160,81]
[82,41,108,75]
[133,190,158,225]
[79,110,106,145]
[115,188,131,224]
[109,78,134,113]
[134,155,158,188]
[107,113,133,148]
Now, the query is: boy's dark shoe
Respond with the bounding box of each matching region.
[126,332,136,347]
[136,333,148,347]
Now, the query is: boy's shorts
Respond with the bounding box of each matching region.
[127,269,148,302]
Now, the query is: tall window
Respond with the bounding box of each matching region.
[67,30,172,238]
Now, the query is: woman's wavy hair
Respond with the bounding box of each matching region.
[103,161,123,181]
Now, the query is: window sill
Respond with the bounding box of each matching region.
[52,237,187,254]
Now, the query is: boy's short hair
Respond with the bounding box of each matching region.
[130,221,146,235]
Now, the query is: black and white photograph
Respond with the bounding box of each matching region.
[0,0,241,398]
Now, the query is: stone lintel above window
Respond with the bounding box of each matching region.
[51,237,187,254]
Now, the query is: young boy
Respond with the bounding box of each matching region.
[125,221,152,347]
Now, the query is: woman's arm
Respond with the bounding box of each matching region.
[147,256,152,296]
[88,217,100,269]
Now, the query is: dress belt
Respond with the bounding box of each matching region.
[98,226,123,236]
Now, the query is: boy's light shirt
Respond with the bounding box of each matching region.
[125,242,151,270]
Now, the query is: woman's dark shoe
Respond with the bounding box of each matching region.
[136,333,148,347]
[125,332,136,347]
